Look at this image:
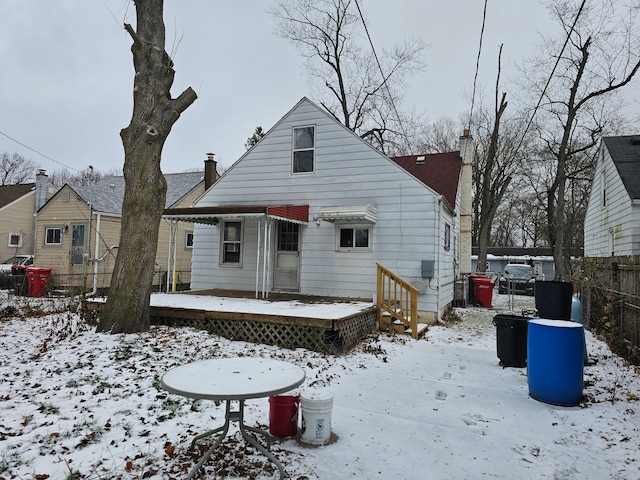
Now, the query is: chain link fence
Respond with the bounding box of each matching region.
[577,256,640,365]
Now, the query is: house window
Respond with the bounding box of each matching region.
[293,126,315,173]
[221,221,242,265]
[444,224,451,251]
[8,232,22,248]
[45,227,62,245]
[71,225,85,264]
[185,231,194,248]
[601,170,607,208]
[337,225,371,251]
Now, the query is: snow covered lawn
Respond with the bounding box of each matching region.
[0,291,638,479]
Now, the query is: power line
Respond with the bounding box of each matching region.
[513,0,588,155]
[353,0,408,143]
[468,0,489,131]
[0,130,81,172]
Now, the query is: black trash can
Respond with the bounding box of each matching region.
[535,280,573,320]
[493,314,529,367]
[10,265,27,296]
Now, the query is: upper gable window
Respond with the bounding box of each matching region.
[292,126,315,173]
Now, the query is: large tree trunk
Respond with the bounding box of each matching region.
[96,0,196,333]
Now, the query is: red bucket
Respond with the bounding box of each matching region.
[269,394,300,438]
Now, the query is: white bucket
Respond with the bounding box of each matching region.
[300,390,333,445]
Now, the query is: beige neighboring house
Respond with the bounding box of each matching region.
[35,159,217,294]
[0,170,56,262]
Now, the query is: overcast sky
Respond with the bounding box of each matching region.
[1,1,639,177]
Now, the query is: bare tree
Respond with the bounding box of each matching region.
[97,0,197,333]
[524,0,640,280]
[48,166,123,188]
[0,152,36,185]
[414,116,461,154]
[269,0,425,153]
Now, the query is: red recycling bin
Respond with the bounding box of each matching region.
[473,275,494,308]
[26,266,52,297]
[269,394,300,437]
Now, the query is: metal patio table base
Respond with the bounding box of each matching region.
[188,399,285,480]
[160,358,305,480]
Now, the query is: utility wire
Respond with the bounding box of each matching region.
[0,130,81,172]
[513,0,587,155]
[468,0,489,131]
[354,0,408,142]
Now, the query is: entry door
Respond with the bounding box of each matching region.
[273,222,300,291]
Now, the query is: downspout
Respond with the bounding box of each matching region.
[89,214,101,296]
[436,196,442,319]
[166,220,172,293]
[172,221,178,292]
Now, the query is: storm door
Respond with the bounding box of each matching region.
[273,221,300,291]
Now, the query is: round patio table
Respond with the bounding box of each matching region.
[160,357,305,480]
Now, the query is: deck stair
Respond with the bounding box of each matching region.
[376,263,428,339]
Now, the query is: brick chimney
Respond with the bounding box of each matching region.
[204,153,218,190]
[458,130,473,276]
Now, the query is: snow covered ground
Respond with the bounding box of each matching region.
[0,290,638,479]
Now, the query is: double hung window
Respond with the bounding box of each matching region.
[293,126,315,173]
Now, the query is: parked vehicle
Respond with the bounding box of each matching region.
[498,264,535,296]
[0,255,34,288]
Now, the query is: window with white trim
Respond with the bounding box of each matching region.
[292,126,315,173]
[45,227,62,245]
[337,225,371,251]
[221,221,242,265]
[444,223,451,251]
[601,170,607,208]
[8,232,22,248]
[185,231,194,248]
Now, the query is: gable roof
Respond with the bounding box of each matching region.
[58,171,204,215]
[0,183,34,209]
[602,135,640,200]
[390,152,462,209]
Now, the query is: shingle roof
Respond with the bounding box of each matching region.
[390,152,462,209]
[602,135,640,200]
[0,183,34,209]
[70,171,203,215]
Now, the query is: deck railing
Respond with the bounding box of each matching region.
[376,262,419,339]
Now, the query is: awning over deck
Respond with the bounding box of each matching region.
[162,204,309,225]
[162,204,309,299]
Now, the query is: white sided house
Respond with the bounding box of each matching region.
[168,98,467,321]
[584,135,640,257]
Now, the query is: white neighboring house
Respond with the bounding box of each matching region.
[166,98,469,321]
[584,135,640,257]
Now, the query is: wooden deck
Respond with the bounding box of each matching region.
[84,290,378,353]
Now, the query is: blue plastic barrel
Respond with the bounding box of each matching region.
[527,319,584,406]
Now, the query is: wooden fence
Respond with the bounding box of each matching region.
[577,255,640,365]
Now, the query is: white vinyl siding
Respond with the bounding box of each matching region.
[191,98,456,314]
[584,143,640,256]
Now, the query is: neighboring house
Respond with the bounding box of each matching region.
[35,162,216,293]
[584,135,640,257]
[0,170,56,262]
[165,98,469,321]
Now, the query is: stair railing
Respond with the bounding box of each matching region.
[376,262,419,339]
